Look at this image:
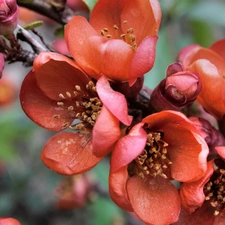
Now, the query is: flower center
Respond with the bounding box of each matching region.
[128,132,172,179]
[204,169,225,216]
[53,81,102,130]
[100,20,137,51]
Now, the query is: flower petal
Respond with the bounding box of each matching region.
[180,160,214,213]
[34,59,91,101]
[96,76,132,125]
[20,71,74,131]
[129,36,157,85]
[111,123,147,172]
[127,175,180,225]
[92,105,121,157]
[0,218,21,225]
[109,165,133,212]
[210,38,225,60]
[41,132,102,175]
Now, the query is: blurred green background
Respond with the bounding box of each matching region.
[0,0,225,224]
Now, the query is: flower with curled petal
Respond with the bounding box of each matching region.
[109,111,209,225]
[20,52,132,175]
[177,39,225,120]
[65,0,161,85]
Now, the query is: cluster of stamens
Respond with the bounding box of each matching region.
[100,20,137,50]
[128,132,172,179]
[204,169,225,216]
[53,81,102,130]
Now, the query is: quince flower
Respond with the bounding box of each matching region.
[65,0,161,85]
[20,52,132,175]
[177,39,225,120]
[109,111,209,225]
[0,218,21,225]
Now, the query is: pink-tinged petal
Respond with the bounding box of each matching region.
[187,60,225,119]
[35,59,91,101]
[96,76,132,125]
[0,218,21,225]
[180,160,214,213]
[129,36,157,85]
[172,203,215,225]
[210,39,225,60]
[215,146,225,160]
[20,71,74,131]
[65,16,98,59]
[41,132,102,175]
[109,165,133,212]
[33,52,78,71]
[214,214,225,225]
[127,175,180,225]
[92,105,121,157]
[111,123,147,172]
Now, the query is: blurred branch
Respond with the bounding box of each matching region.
[17,0,88,25]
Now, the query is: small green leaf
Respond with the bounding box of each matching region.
[23,21,44,30]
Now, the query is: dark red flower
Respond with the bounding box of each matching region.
[20,52,132,175]
[109,111,209,225]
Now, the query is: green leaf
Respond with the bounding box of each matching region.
[23,21,44,30]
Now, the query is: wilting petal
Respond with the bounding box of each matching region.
[180,160,214,213]
[96,76,132,125]
[0,218,21,225]
[127,175,180,225]
[92,105,121,157]
[129,36,157,85]
[20,71,74,131]
[41,132,102,175]
[109,165,133,211]
[111,123,147,172]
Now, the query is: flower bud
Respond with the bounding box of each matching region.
[0,0,19,36]
[149,62,201,112]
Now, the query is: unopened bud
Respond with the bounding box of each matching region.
[149,62,201,112]
[0,0,19,36]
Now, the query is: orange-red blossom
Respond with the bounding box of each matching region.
[109,111,209,225]
[65,0,161,85]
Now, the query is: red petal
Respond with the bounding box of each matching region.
[111,123,147,172]
[41,132,102,175]
[109,165,133,211]
[65,16,98,60]
[129,36,157,85]
[180,160,214,213]
[215,146,225,160]
[35,59,91,101]
[92,105,121,157]
[0,218,21,225]
[96,76,132,125]
[20,71,74,131]
[127,175,180,225]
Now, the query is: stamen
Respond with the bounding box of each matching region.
[59,93,65,99]
[66,92,72,98]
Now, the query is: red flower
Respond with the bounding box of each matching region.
[178,147,225,224]
[20,52,132,175]
[0,218,21,225]
[109,111,209,225]
[177,39,225,120]
[65,0,161,85]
